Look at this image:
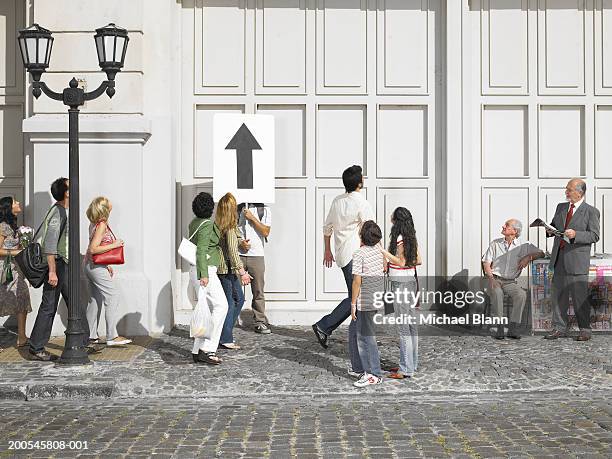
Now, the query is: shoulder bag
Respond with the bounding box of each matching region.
[92,224,124,265]
[178,219,208,266]
[15,204,67,288]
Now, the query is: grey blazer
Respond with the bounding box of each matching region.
[548,201,600,274]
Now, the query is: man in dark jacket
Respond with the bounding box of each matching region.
[545,179,600,342]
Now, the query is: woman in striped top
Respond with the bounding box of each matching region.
[216,193,252,350]
[379,207,421,379]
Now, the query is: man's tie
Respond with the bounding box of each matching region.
[559,203,575,250]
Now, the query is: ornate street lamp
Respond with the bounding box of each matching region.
[18,23,129,365]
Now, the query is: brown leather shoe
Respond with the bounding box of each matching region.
[575,332,591,342]
[544,330,566,340]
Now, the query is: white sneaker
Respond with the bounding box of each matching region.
[353,373,382,388]
[347,369,362,378]
[106,338,132,346]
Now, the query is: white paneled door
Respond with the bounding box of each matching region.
[177,0,443,323]
[465,0,612,277]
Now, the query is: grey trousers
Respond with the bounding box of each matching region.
[84,261,120,341]
[240,256,268,324]
[551,253,591,333]
[489,278,526,325]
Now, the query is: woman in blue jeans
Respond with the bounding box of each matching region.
[379,207,421,379]
[216,193,251,350]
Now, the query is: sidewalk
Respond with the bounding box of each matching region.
[0,325,610,401]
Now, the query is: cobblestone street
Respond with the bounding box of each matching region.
[0,325,611,457]
[1,394,611,458]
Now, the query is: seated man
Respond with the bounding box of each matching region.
[482,219,544,339]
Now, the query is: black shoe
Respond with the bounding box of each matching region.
[254,323,272,334]
[192,353,199,363]
[312,324,329,349]
[507,324,521,339]
[86,344,105,354]
[29,350,58,361]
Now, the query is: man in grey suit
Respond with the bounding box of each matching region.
[545,179,600,341]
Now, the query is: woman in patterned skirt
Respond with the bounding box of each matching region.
[0,196,32,351]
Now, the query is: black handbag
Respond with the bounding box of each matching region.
[383,273,394,315]
[15,205,67,288]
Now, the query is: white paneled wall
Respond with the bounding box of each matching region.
[0,0,25,222]
[179,0,442,321]
[466,0,612,277]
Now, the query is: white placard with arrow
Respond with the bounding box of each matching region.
[213,114,275,204]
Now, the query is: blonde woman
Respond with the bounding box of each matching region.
[84,197,131,347]
[216,193,251,349]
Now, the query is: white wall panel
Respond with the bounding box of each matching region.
[265,188,307,299]
[482,188,530,254]
[377,187,429,277]
[257,104,305,177]
[0,0,24,96]
[316,0,367,94]
[595,187,612,255]
[34,0,143,31]
[194,105,245,178]
[481,0,528,95]
[316,105,366,177]
[538,0,585,95]
[195,0,246,94]
[596,106,612,178]
[377,0,429,95]
[538,106,584,178]
[595,0,612,95]
[538,187,566,252]
[481,105,527,178]
[0,0,16,90]
[377,105,427,178]
[256,0,306,94]
[0,105,23,178]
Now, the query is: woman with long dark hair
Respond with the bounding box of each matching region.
[379,207,421,379]
[0,196,32,349]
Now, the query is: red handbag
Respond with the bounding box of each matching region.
[92,224,125,265]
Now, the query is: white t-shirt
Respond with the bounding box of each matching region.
[388,235,416,278]
[238,206,271,257]
[322,191,375,268]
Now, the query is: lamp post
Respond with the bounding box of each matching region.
[18,23,129,365]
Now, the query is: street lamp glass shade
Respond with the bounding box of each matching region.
[17,24,53,71]
[94,23,129,79]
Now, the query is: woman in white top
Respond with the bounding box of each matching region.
[379,207,421,379]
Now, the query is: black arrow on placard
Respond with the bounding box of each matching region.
[225,123,262,189]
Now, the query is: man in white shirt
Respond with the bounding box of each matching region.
[238,203,272,334]
[312,165,374,375]
[482,219,544,339]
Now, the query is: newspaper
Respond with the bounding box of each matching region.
[530,218,570,242]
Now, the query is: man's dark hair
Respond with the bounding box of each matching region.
[192,192,215,219]
[342,165,363,193]
[360,220,382,247]
[50,177,68,202]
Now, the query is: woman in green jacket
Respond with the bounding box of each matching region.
[189,192,228,365]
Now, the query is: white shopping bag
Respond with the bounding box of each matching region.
[190,298,213,339]
[189,266,213,339]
